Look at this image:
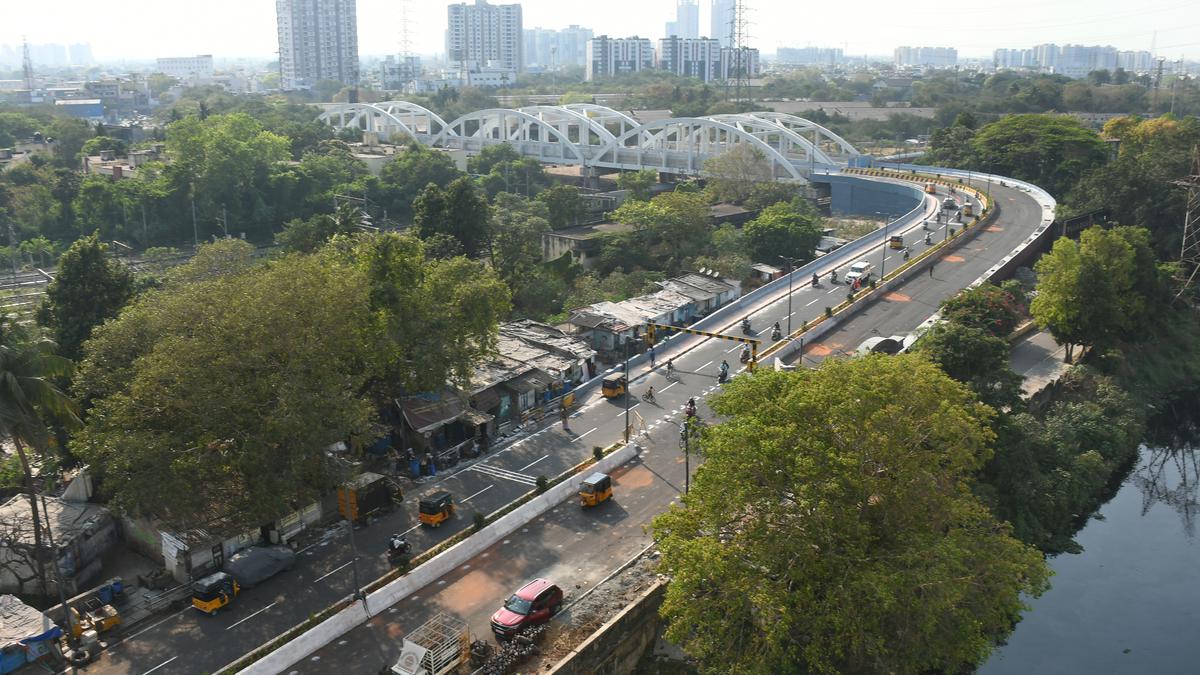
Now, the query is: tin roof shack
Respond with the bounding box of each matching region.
[656,272,741,317]
[468,321,596,430]
[0,595,62,674]
[566,273,740,360]
[0,497,118,599]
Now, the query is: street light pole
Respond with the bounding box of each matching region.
[623,338,631,443]
[881,215,890,279]
[681,418,690,495]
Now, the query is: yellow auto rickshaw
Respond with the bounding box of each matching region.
[418,491,455,527]
[924,182,936,194]
[601,375,627,399]
[961,203,974,217]
[580,472,613,507]
[192,571,239,615]
[889,235,905,250]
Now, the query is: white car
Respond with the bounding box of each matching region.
[844,261,873,285]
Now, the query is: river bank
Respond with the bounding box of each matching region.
[981,442,1200,674]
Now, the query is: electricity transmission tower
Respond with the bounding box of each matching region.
[1172,146,1200,303]
[21,38,34,96]
[726,0,752,105]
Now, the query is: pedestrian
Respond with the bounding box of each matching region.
[928,263,935,278]
[425,452,436,477]
[560,405,570,432]
[648,345,656,368]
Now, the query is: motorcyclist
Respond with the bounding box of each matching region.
[924,233,932,245]
[740,317,752,334]
[643,385,655,403]
[666,359,675,377]
[772,322,782,340]
[740,344,752,362]
[903,247,910,261]
[812,272,819,286]
[685,397,697,418]
[830,269,838,283]
[387,534,410,563]
[718,360,730,383]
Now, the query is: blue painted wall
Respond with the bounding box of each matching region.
[815,174,923,218]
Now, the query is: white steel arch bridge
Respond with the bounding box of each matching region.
[317,101,861,184]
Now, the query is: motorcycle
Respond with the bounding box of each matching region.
[739,347,751,364]
[811,273,819,287]
[387,534,411,565]
[772,325,782,341]
[740,319,753,335]
[830,270,838,284]
[717,363,729,383]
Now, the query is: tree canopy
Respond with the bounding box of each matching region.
[741,200,823,264]
[36,234,134,361]
[652,356,1049,675]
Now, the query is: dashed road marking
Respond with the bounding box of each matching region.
[469,463,537,485]
[226,602,278,631]
[462,485,494,502]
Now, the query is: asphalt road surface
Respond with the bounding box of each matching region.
[76,180,1041,675]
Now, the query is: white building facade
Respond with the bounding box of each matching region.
[447,0,524,74]
[276,0,359,90]
[665,0,700,39]
[155,55,214,82]
[658,37,723,82]
[524,25,593,69]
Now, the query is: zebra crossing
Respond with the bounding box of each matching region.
[469,463,538,485]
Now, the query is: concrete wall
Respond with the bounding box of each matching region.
[548,581,667,675]
[817,173,924,217]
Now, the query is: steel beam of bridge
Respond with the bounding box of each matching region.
[317,101,862,183]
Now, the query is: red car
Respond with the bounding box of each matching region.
[490,578,564,640]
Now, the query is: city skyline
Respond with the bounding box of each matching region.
[0,0,1196,63]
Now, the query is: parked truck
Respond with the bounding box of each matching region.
[337,471,397,523]
[391,612,472,675]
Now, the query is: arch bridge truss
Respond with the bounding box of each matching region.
[318,102,860,184]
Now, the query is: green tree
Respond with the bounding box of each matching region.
[73,252,380,528]
[701,144,774,204]
[45,118,94,167]
[0,325,79,595]
[164,112,291,240]
[1031,226,1169,360]
[275,203,365,253]
[36,234,134,361]
[413,177,493,258]
[377,143,464,222]
[616,169,656,201]
[147,74,179,97]
[915,322,1023,408]
[612,190,712,261]
[353,233,511,392]
[536,184,583,229]
[741,200,823,264]
[938,282,1026,338]
[652,357,1049,674]
[970,114,1108,196]
[0,112,39,148]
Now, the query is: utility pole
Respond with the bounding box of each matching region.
[1170,146,1200,302]
[623,339,631,442]
[679,419,691,494]
[21,38,34,98]
[191,195,199,249]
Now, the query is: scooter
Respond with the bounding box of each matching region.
[739,348,751,364]
[717,366,729,384]
[740,319,753,335]
[387,534,411,565]
[811,273,820,287]
[772,325,782,341]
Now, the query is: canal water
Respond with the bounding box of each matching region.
[980,440,1200,675]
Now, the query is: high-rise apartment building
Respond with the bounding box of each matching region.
[276,0,359,91]
[665,0,700,39]
[776,46,844,66]
[658,37,723,81]
[993,48,1034,69]
[524,25,594,69]
[1056,44,1118,78]
[586,36,654,80]
[720,46,759,80]
[710,0,736,46]
[1117,50,1154,73]
[447,0,524,74]
[893,46,957,68]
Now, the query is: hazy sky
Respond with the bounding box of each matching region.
[2,0,1197,62]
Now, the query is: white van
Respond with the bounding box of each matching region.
[844,260,874,285]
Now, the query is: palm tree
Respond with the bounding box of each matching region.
[0,323,80,596]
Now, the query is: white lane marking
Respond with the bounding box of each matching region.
[226,602,278,631]
[725,344,740,353]
[806,298,819,306]
[661,381,679,392]
[314,560,354,583]
[519,455,549,471]
[577,427,597,439]
[462,485,494,502]
[401,523,422,535]
[616,403,640,418]
[142,657,178,675]
[699,360,713,370]
[469,463,537,485]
